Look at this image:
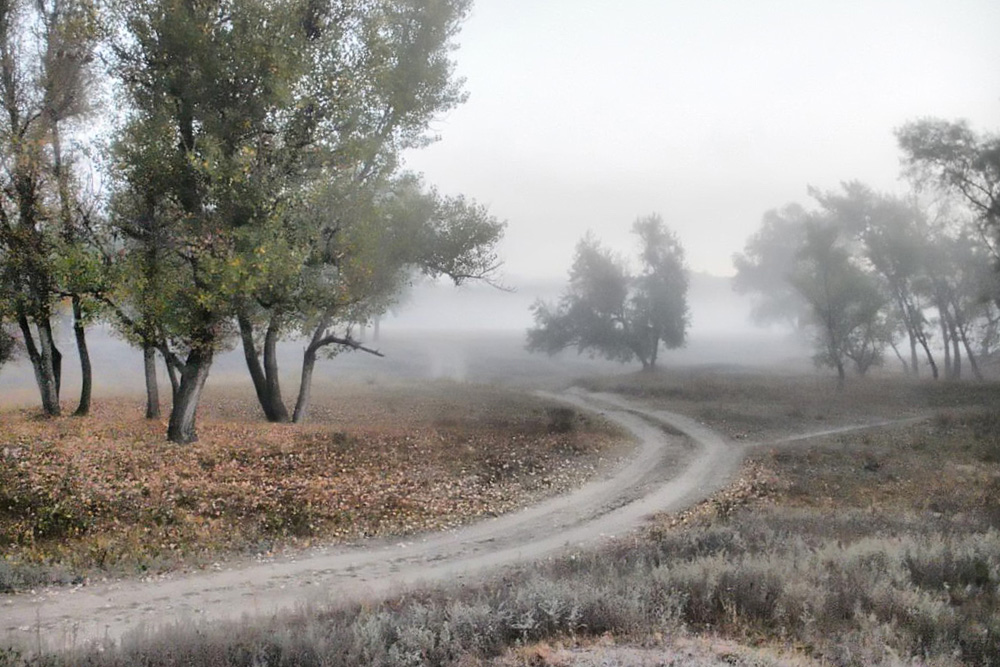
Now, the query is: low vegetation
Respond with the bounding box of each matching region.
[0,382,626,590]
[3,371,1000,665]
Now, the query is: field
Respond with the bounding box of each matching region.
[0,382,628,590]
[2,365,1000,666]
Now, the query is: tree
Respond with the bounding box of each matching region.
[897,119,1000,265]
[527,214,689,370]
[0,0,99,417]
[732,203,811,328]
[108,0,477,442]
[238,173,503,424]
[809,182,940,378]
[735,195,896,386]
[789,221,889,388]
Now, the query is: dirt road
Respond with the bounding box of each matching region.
[0,390,745,652]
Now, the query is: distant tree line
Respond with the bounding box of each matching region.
[734,119,1000,387]
[0,0,504,442]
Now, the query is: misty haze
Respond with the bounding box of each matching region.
[1,0,999,665]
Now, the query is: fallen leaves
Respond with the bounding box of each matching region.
[0,384,627,579]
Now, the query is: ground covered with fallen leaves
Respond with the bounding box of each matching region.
[0,382,628,587]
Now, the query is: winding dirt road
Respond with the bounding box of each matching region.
[0,388,851,652]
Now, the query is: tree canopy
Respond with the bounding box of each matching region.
[0,0,504,443]
[527,214,689,370]
[95,0,497,442]
[735,176,999,386]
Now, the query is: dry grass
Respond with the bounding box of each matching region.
[4,370,1000,666]
[0,381,627,589]
[579,368,1000,441]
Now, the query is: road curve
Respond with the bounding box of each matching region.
[1,390,744,652]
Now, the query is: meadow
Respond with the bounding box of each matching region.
[2,367,999,665]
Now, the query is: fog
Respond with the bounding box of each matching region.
[403,1,999,280]
[0,277,811,410]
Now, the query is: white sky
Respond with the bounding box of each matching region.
[402,0,1000,279]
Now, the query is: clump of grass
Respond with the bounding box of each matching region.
[9,510,998,666]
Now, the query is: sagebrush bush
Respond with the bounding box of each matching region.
[6,509,996,667]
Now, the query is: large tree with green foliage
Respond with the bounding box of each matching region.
[238,173,503,424]
[527,214,689,370]
[106,0,481,442]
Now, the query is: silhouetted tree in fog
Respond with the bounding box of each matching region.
[527,214,689,370]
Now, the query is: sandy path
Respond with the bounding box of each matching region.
[2,388,844,653]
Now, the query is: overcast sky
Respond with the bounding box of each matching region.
[402,0,1000,280]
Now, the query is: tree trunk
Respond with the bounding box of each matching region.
[894,292,919,376]
[958,325,984,382]
[238,314,290,423]
[239,314,276,420]
[949,316,962,380]
[292,344,318,424]
[291,316,383,424]
[940,315,952,379]
[835,359,846,390]
[18,313,62,416]
[888,338,909,374]
[154,342,182,405]
[167,346,214,444]
[71,296,92,416]
[913,327,938,380]
[144,344,160,419]
[262,321,289,422]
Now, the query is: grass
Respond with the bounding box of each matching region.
[0,381,627,590]
[4,369,1000,665]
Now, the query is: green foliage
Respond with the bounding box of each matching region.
[528,214,689,369]
[102,0,486,437]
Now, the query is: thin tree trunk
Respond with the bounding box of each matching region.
[167,346,214,444]
[238,313,290,422]
[958,325,984,382]
[143,344,160,419]
[238,314,277,421]
[18,313,61,415]
[156,342,181,405]
[888,338,909,374]
[913,327,938,380]
[292,317,384,424]
[292,344,318,424]
[71,296,92,416]
[952,332,962,380]
[894,292,919,376]
[940,315,952,379]
[262,320,289,422]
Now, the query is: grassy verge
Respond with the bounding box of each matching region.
[4,371,1000,666]
[0,382,627,590]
